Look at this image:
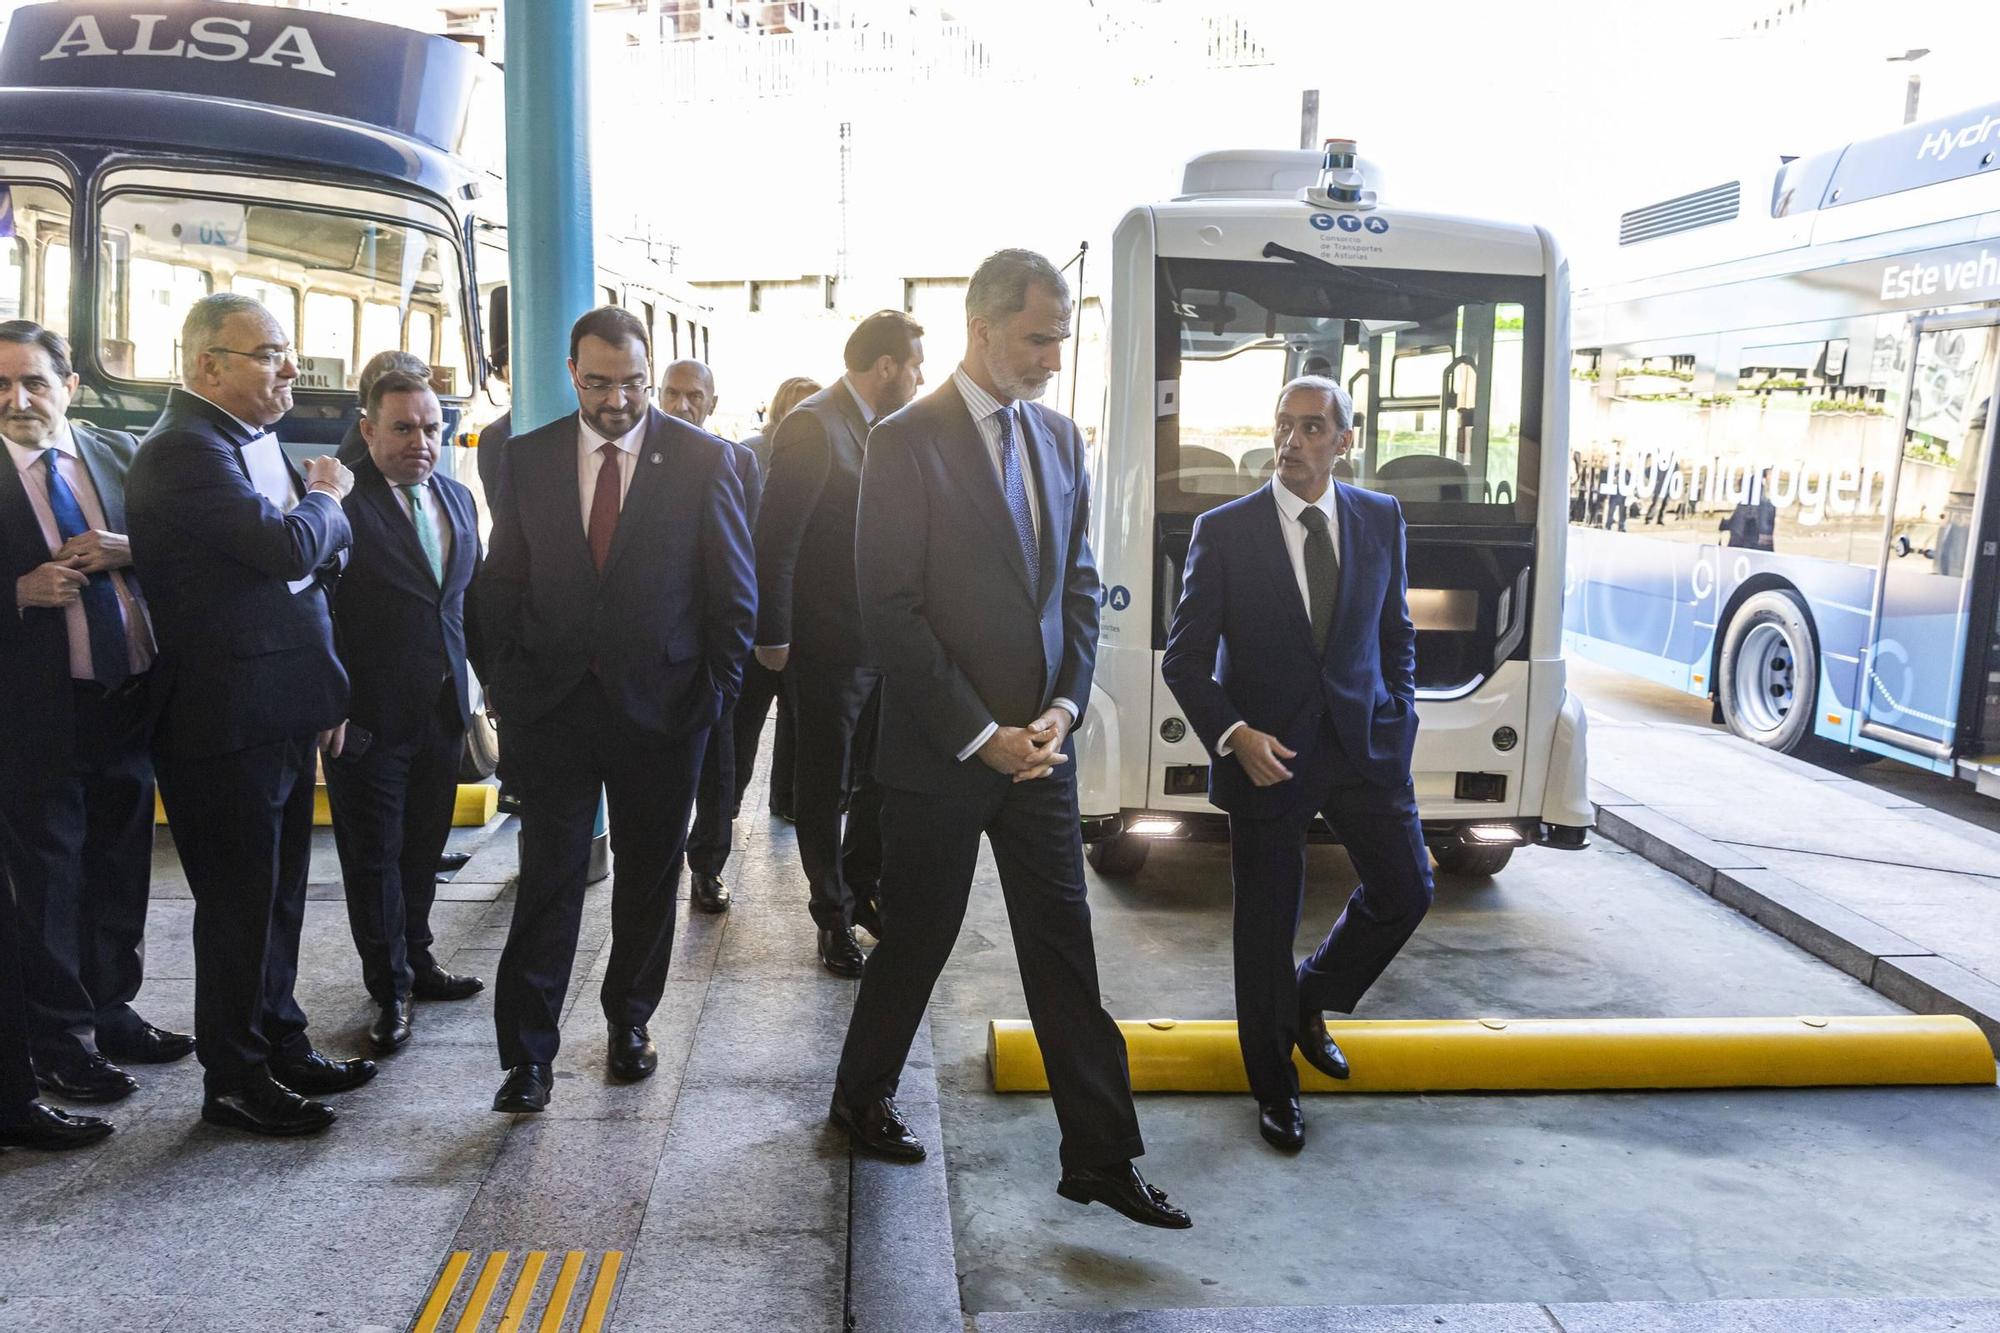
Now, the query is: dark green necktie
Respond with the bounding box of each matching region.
[400,483,444,585]
[1298,503,1338,652]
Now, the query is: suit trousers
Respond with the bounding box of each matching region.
[835,765,1144,1169]
[156,734,319,1095]
[685,698,737,878]
[0,678,156,1064]
[493,676,704,1068]
[325,679,464,1004]
[1228,764,1434,1104]
[0,858,41,1113]
[732,658,793,817]
[787,659,883,931]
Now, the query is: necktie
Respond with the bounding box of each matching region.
[1298,503,1339,653]
[399,482,444,585]
[995,408,1040,599]
[587,442,622,573]
[41,448,129,688]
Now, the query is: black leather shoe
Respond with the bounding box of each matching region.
[829,1094,925,1161]
[851,895,883,941]
[818,926,866,978]
[202,1069,335,1137]
[493,1063,553,1113]
[95,1021,196,1065]
[690,871,730,914]
[607,1025,658,1081]
[1297,1013,1351,1081]
[411,963,484,1002]
[437,850,472,874]
[269,1049,377,1096]
[36,1052,138,1104]
[368,1000,413,1052]
[0,1101,114,1150]
[1258,1096,1304,1152]
[771,802,795,823]
[1056,1162,1193,1229]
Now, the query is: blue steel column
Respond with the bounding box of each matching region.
[502,0,596,431]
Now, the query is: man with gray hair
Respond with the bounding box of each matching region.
[829,248,1190,1230]
[1162,373,1431,1154]
[127,292,376,1137]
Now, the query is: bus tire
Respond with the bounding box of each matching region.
[1433,842,1513,878]
[1717,589,1819,755]
[1085,831,1150,878]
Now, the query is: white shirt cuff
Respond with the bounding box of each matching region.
[1052,697,1078,723]
[957,720,999,763]
[754,643,788,651]
[1216,720,1246,756]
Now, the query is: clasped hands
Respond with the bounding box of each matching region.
[977,707,1071,783]
[14,530,132,609]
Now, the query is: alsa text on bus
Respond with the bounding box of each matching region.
[38,15,335,78]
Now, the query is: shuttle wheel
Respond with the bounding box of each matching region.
[1085,832,1150,878]
[1433,843,1513,878]
[1717,589,1818,756]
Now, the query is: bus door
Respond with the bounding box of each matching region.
[1858,313,2000,762]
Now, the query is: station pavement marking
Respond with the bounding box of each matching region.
[413,1247,624,1332]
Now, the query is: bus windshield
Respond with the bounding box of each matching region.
[1156,256,1543,525]
[95,180,470,395]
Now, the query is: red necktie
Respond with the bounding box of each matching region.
[588,442,621,572]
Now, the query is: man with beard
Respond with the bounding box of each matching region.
[753,311,925,974]
[481,310,753,1113]
[827,251,1190,1230]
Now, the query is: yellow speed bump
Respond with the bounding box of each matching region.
[155,782,498,829]
[988,1016,1997,1093]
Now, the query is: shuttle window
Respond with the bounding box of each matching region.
[0,183,72,333]
[304,291,357,375]
[229,276,298,345]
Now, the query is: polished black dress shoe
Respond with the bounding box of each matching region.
[1258,1096,1305,1152]
[368,999,413,1052]
[829,1094,925,1161]
[607,1026,658,1081]
[851,895,883,941]
[818,926,866,978]
[1056,1162,1193,1229]
[437,850,472,874]
[690,871,730,914]
[0,1101,114,1150]
[95,1021,196,1065]
[36,1052,138,1104]
[411,963,484,1001]
[269,1050,378,1096]
[1297,1012,1351,1081]
[493,1063,553,1113]
[202,1070,335,1137]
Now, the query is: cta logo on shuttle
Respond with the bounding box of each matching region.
[39,14,336,77]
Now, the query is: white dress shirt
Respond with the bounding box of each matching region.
[947,366,1074,763]
[6,423,155,679]
[577,412,646,534]
[1217,480,1340,756]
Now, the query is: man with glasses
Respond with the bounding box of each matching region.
[127,293,376,1137]
[480,308,754,1113]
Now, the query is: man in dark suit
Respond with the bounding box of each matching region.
[480,308,754,1113]
[1161,376,1433,1153]
[336,350,432,468]
[754,312,925,973]
[326,371,487,1053]
[126,293,378,1137]
[0,864,113,1151]
[0,321,190,1106]
[657,358,760,914]
[830,250,1189,1230]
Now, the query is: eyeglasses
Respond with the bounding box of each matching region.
[578,377,651,400]
[209,345,296,370]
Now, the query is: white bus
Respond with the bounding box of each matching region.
[1076,143,1592,878]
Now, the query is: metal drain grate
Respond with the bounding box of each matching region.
[411,1249,623,1333]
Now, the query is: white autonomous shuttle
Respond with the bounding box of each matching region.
[1074,142,1592,877]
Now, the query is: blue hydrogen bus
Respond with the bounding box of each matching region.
[1566,99,2000,787]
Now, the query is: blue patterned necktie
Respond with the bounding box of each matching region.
[995,407,1040,599]
[41,448,129,688]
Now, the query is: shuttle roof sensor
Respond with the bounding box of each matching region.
[1303,137,1377,211]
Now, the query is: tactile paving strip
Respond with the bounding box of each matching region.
[411,1249,623,1333]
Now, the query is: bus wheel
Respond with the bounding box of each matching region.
[1717,589,1818,755]
[1433,842,1513,878]
[1085,832,1150,878]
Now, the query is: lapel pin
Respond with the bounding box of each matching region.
[649,452,662,464]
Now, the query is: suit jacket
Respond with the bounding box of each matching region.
[857,378,1098,795]
[336,417,368,468]
[331,454,484,745]
[755,382,873,666]
[0,421,146,786]
[473,409,512,501]
[126,389,351,761]
[477,406,754,739]
[1161,480,1418,817]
